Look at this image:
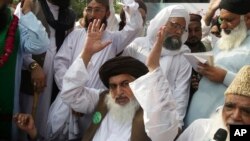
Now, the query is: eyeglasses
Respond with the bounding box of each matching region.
[85,7,106,14]
[168,21,186,32]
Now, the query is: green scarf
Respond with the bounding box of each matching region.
[0,8,20,139]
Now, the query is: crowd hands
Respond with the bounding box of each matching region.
[1,0,250,140]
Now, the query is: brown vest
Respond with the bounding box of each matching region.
[82,91,151,141]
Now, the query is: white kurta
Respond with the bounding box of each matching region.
[122,38,192,127]
[47,1,143,139]
[176,108,229,141]
[17,0,59,138]
[60,57,179,141]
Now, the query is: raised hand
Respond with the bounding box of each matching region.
[146,26,167,72]
[82,19,112,66]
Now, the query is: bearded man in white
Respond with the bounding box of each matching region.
[177,65,250,141]
[122,5,192,129]
[185,0,250,127]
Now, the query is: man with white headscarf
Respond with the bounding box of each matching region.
[122,4,192,129]
[185,0,250,128]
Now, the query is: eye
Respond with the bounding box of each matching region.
[121,81,129,87]
[109,84,116,90]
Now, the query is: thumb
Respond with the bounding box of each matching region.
[100,41,112,50]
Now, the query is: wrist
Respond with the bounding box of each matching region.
[22,8,31,15]
[29,62,39,71]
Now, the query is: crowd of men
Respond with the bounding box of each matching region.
[0,0,250,141]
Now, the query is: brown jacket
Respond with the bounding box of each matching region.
[82,91,151,141]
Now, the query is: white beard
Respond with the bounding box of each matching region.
[218,16,247,51]
[206,108,229,141]
[105,94,140,124]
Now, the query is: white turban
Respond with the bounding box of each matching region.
[146,5,190,45]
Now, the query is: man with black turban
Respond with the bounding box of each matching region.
[57,20,179,141]
[185,0,250,127]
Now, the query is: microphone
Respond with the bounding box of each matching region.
[213,128,228,141]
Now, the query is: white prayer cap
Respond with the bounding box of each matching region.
[146,5,190,45]
[169,5,189,18]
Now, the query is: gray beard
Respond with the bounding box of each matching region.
[206,108,229,141]
[105,94,140,124]
[163,36,182,50]
[218,16,247,51]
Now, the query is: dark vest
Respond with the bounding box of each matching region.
[82,91,151,141]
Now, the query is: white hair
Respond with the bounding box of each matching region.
[218,16,247,51]
[105,94,140,124]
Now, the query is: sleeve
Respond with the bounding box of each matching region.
[129,67,179,141]
[223,70,235,87]
[60,57,104,114]
[176,119,209,141]
[22,54,35,70]
[14,5,49,54]
[174,55,192,128]
[112,0,143,54]
[54,33,75,90]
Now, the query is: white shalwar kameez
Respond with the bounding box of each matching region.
[16,0,59,138]
[60,57,179,141]
[122,5,192,128]
[47,0,143,139]
[176,108,229,141]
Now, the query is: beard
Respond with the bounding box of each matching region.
[206,108,229,141]
[105,94,140,124]
[185,36,200,46]
[163,36,182,50]
[50,0,70,8]
[84,16,107,29]
[0,4,8,32]
[218,16,247,51]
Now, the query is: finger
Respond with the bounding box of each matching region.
[96,19,101,29]
[99,23,106,32]
[88,22,93,33]
[92,19,97,31]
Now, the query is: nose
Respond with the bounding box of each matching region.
[116,85,124,96]
[231,109,242,122]
[220,21,227,30]
[175,28,183,34]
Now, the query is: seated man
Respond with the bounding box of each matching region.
[177,65,250,141]
[14,23,180,141]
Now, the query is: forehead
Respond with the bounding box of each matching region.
[188,21,201,27]
[220,9,241,19]
[168,17,186,25]
[87,1,106,8]
[109,74,135,84]
[225,94,250,106]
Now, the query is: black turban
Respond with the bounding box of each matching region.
[219,0,250,15]
[99,56,149,88]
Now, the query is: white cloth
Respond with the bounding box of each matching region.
[17,0,59,138]
[60,57,179,141]
[47,1,143,139]
[122,5,192,127]
[176,108,229,141]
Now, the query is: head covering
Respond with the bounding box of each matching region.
[146,5,190,45]
[219,0,250,15]
[225,65,250,97]
[99,56,149,88]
